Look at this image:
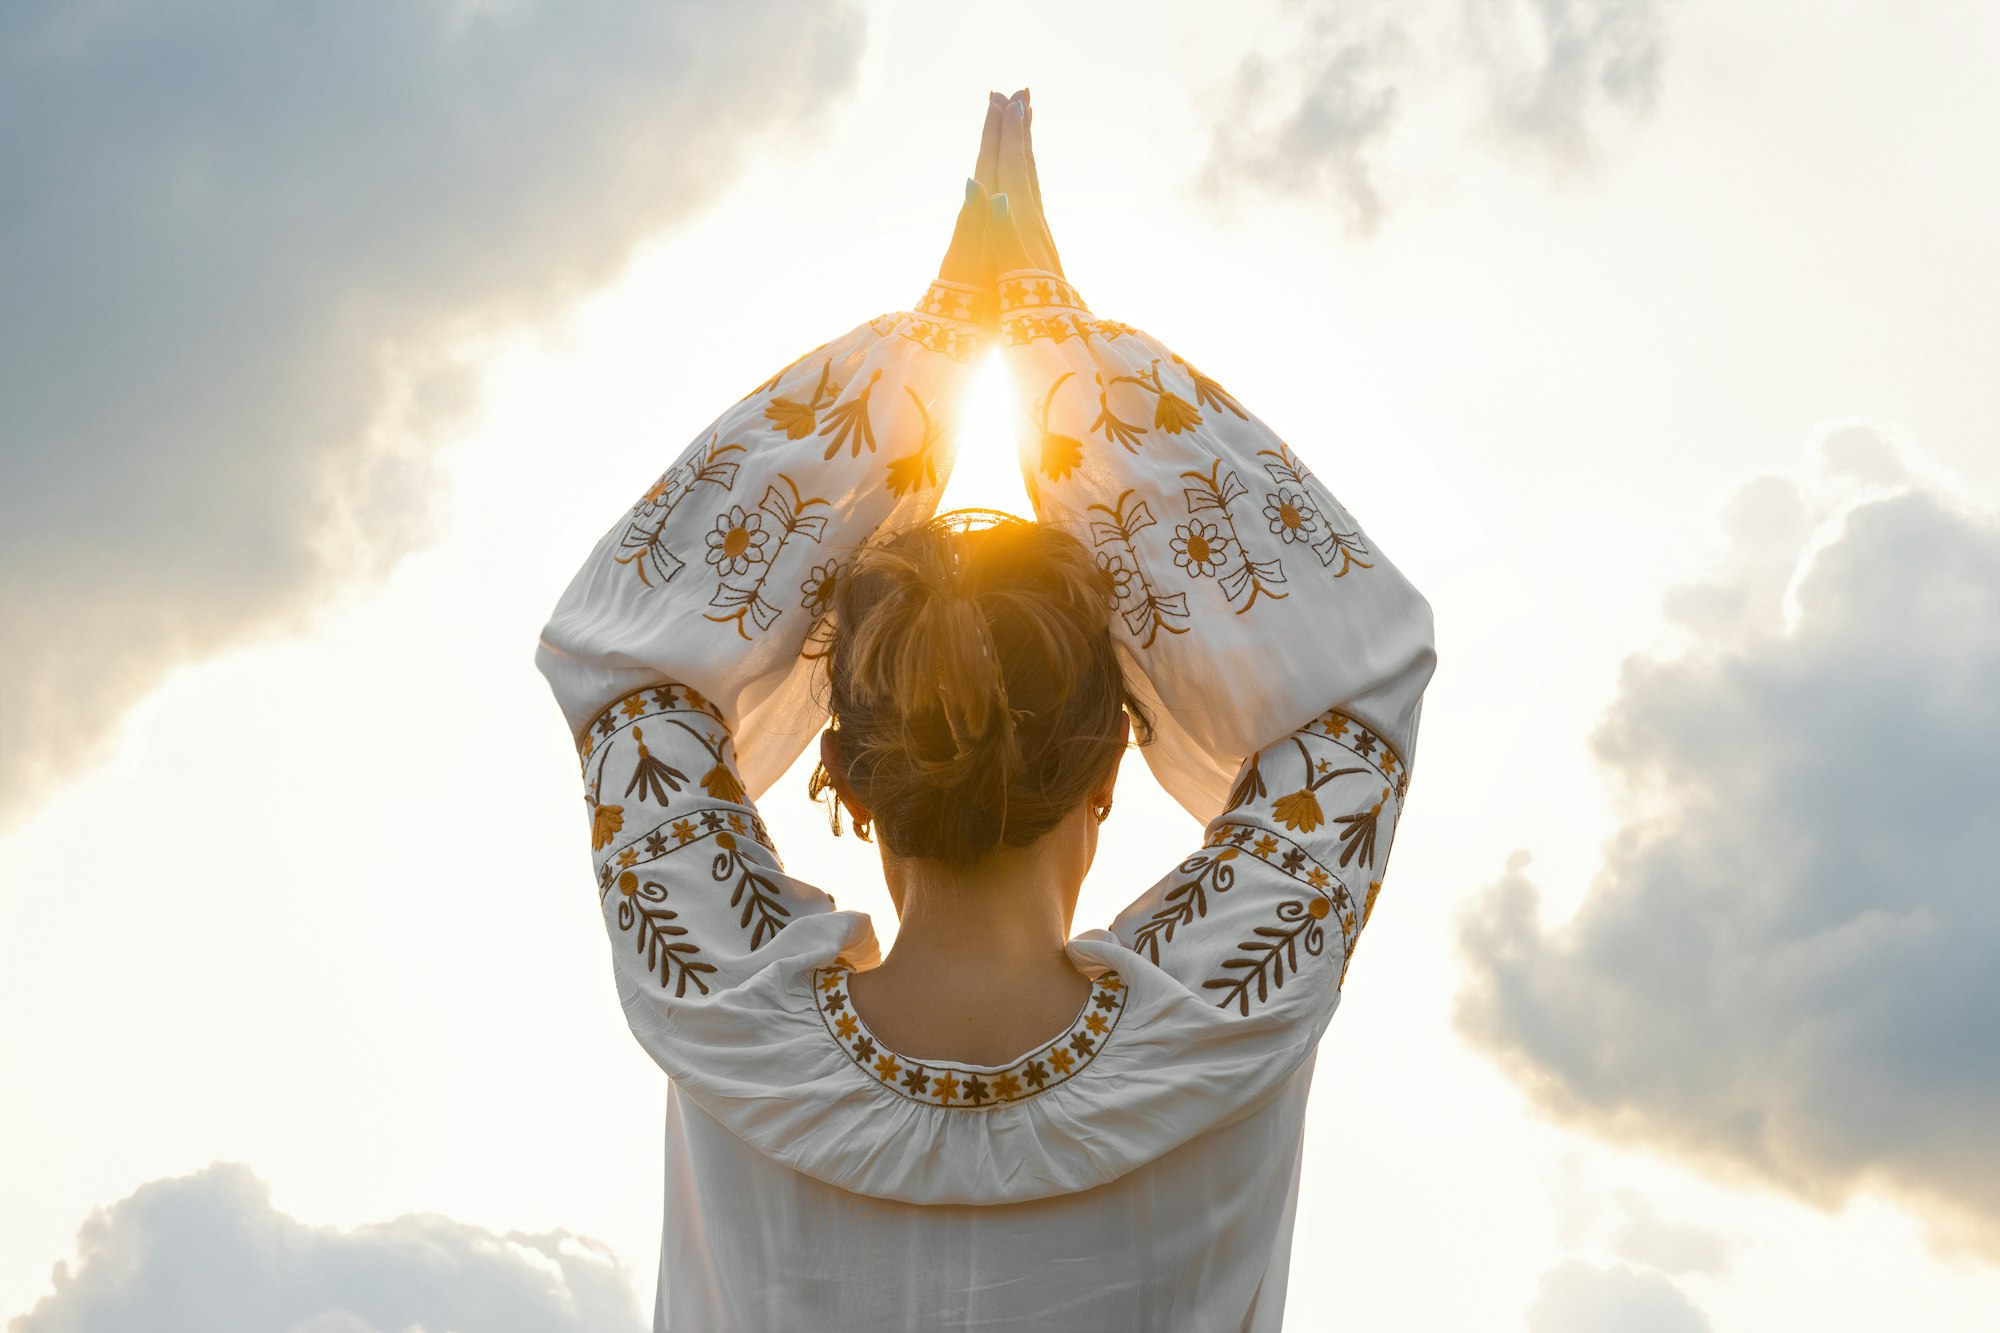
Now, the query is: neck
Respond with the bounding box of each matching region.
[877,808,1094,972]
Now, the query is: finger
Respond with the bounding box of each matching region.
[998,97,1058,272]
[986,192,1030,277]
[937,177,989,285]
[1016,92,1064,277]
[975,92,1004,192]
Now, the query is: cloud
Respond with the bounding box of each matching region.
[1200,4,1409,236]
[1456,426,2000,1257]
[1527,1261,1712,1333]
[1201,0,1667,227]
[0,0,864,824]
[1462,0,1667,169]
[1606,1191,1733,1278]
[9,1162,645,1333]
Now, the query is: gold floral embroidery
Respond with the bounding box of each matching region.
[819,368,883,459]
[884,386,947,497]
[1169,352,1246,420]
[997,271,1087,314]
[1271,736,1369,835]
[1108,360,1202,435]
[1181,459,1287,612]
[590,801,625,851]
[1090,372,1148,451]
[706,475,831,640]
[765,361,838,439]
[811,963,1128,1110]
[1029,372,1084,482]
[1257,444,1373,575]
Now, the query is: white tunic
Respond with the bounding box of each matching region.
[536,271,1437,1332]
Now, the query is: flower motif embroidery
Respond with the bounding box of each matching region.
[1170,521,1229,578]
[800,561,840,618]
[589,801,625,851]
[1271,788,1324,832]
[1095,551,1135,603]
[1263,488,1319,544]
[812,964,1126,1108]
[704,505,770,577]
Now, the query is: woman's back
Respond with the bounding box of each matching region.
[533,99,1435,1330]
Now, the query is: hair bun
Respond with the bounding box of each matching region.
[816,512,1152,863]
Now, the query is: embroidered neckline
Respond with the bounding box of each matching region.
[811,963,1128,1110]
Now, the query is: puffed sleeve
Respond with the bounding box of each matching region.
[997,267,1436,1026]
[535,281,986,1009]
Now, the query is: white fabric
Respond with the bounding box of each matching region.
[536,273,1436,1331]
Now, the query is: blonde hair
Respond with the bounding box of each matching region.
[810,511,1153,863]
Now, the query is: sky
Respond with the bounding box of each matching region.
[3,0,1998,1328]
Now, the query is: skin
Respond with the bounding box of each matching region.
[821,714,1129,1066]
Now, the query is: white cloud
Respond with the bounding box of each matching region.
[1527,1261,1712,1333]
[1201,0,1668,231]
[0,0,864,824]
[8,1163,645,1333]
[1606,1191,1734,1279]
[1456,428,2000,1258]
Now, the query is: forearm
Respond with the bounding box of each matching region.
[536,283,986,797]
[999,268,1436,822]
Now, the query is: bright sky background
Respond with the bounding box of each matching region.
[4,1,1998,1328]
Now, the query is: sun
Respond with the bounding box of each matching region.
[937,348,1035,519]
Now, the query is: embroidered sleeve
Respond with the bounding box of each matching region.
[994,269,1437,1010]
[1109,711,1409,1014]
[538,283,986,1004]
[574,677,828,999]
[536,281,987,800]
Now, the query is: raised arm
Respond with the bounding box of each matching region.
[535,169,997,1019]
[987,96,1436,1025]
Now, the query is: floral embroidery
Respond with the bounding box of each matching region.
[820,368,883,459]
[704,504,770,577]
[999,272,1086,312]
[765,361,838,439]
[1087,489,1190,648]
[1133,847,1240,962]
[1269,737,1369,835]
[1169,520,1229,578]
[811,963,1128,1110]
[609,873,716,998]
[1108,360,1202,435]
[1334,788,1391,869]
[1095,552,1135,603]
[706,475,831,640]
[1204,895,1329,1016]
[799,561,840,618]
[624,727,689,805]
[1170,351,1246,420]
[1258,443,1373,575]
[712,830,790,949]
[1030,372,1084,482]
[884,386,948,497]
[1263,488,1319,545]
[1090,372,1148,451]
[589,800,624,851]
[615,436,743,588]
[1181,458,1287,612]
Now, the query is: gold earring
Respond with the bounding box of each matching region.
[1093,800,1112,824]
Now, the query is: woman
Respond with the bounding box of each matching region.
[537,91,1436,1332]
